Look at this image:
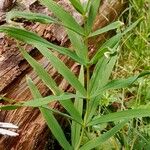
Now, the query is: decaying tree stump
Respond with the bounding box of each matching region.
[0,0,126,149]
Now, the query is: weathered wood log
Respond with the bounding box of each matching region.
[0,0,126,149]
[0,0,16,11]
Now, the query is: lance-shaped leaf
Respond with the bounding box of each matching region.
[88,21,124,37]
[40,0,85,36]
[91,71,150,98]
[80,120,128,150]
[87,54,117,123]
[23,93,80,107]
[67,29,88,62]
[91,18,142,64]
[69,0,85,14]
[0,26,85,65]
[88,109,150,126]
[71,65,84,148]
[89,54,118,95]
[36,45,87,97]
[85,0,101,35]
[122,17,143,35]
[19,47,82,123]
[6,11,58,24]
[87,71,150,123]
[27,77,72,150]
[90,34,121,64]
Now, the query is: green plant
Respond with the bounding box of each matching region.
[0,0,150,149]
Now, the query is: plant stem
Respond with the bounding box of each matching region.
[75,127,85,150]
[75,65,91,149]
[74,9,92,148]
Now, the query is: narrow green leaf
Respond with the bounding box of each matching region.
[41,109,73,150]
[85,0,101,35]
[122,17,143,35]
[90,55,118,95]
[88,109,150,126]
[0,105,20,110]
[42,105,75,121]
[83,0,91,13]
[89,21,124,37]
[91,71,150,98]
[27,77,72,150]
[0,26,85,65]
[20,47,60,94]
[91,18,142,64]
[88,71,150,123]
[6,11,57,24]
[69,0,85,14]
[40,0,85,35]
[87,54,117,123]
[71,65,84,148]
[42,109,73,150]
[60,100,83,123]
[89,58,109,94]
[90,33,121,64]
[36,45,87,97]
[67,29,88,61]
[80,120,128,150]
[19,47,82,123]
[23,93,79,107]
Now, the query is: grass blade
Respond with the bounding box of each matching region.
[88,21,124,37]
[80,120,128,150]
[27,77,72,150]
[0,26,85,65]
[19,47,82,123]
[71,65,84,148]
[36,45,87,97]
[40,0,85,35]
[7,11,57,24]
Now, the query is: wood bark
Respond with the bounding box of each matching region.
[0,0,126,149]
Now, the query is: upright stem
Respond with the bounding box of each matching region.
[75,11,91,149]
[75,65,90,150]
